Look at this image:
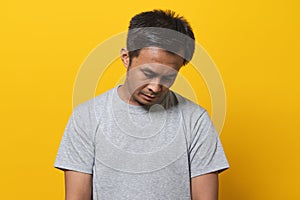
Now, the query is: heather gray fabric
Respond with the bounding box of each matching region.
[54,87,229,199]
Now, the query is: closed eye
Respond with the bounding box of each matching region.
[141,68,157,79]
[144,72,155,79]
[162,77,172,82]
[163,74,177,81]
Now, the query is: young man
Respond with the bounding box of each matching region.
[55,10,229,200]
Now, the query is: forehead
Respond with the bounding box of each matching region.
[131,47,184,72]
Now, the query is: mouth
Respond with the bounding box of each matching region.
[141,93,157,101]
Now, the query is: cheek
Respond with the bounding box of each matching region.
[128,77,148,93]
[161,86,169,93]
[128,73,148,86]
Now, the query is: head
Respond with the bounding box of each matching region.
[127,9,195,66]
[119,10,195,106]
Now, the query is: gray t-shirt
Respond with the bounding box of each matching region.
[54,87,229,199]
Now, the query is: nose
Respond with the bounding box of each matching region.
[147,81,162,94]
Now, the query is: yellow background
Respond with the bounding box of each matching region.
[1,0,299,199]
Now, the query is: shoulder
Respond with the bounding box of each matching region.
[71,87,115,124]
[170,90,215,132]
[170,90,207,116]
[73,88,115,113]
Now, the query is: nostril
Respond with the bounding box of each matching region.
[147,83,162,93]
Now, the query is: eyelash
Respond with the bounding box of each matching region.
[143,72,174,83]
[162,77,173,84]
[144,73,155,78]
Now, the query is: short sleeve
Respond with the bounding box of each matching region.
[189,110,229,178]
[54,103,96,174]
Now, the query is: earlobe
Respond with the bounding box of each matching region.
[120,48,130,68]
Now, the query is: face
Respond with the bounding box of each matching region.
[120,47,184,106]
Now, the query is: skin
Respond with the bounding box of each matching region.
[118,47,183,107]
[191,172,219,200]
[64,170,92,200]
[64,46,219,200]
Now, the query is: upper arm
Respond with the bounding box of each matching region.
[191,172,219,200]
[64,170,93,200]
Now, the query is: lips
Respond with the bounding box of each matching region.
[141,93,156,101]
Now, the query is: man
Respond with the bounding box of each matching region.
[55,10,229,200]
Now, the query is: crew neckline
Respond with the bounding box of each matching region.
[112,85,151,114]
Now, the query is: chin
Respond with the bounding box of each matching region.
[134,97,156,106]
[137,100,153,106]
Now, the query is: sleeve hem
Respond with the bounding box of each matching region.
[190,164,229,178]
[54,164,93,175]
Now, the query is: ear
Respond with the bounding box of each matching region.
[120,48,130,68]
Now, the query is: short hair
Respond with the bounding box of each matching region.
[126,9,195,66]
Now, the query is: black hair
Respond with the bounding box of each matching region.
[127,9,195,66]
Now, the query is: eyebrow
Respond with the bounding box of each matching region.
[140,67,177,78]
